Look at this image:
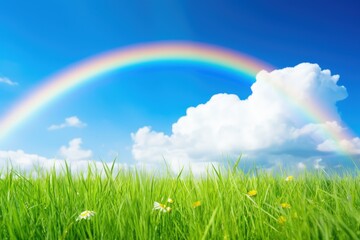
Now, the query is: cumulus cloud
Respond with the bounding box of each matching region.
[297,162,306,170]
[59,138,92,161]
[48,116,86,130]
[131,63,360,174]
[0,142,127,175]
[317,137,360,154]
[314,158,325,170]
[0,77,18,86]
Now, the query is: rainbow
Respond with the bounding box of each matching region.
[0,41,354,156]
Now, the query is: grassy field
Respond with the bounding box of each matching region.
[0,163,359,239]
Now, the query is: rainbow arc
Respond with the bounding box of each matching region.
[0,41,355,158]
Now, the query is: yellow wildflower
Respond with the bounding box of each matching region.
[76,210,96,221]
[278,216,287,224]
[280,203,291,209]
[285,176,294,181]
[247,190,257,197]
[192,201,201,208]
[167,198,174,204]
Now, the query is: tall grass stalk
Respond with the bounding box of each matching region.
[0,164,359,239]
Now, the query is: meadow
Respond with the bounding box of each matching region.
[0,162,359,240]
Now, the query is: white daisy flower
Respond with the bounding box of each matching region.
[153,201,169,213]
[76,210,96,221]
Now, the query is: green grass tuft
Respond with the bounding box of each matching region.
[0,165,359,239]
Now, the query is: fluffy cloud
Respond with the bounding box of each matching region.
[131,63,360,174]
[317,137,360,154]
[48,116,87,130]
[59,138,92,161]
[297,162,306,170]
[314,158,325,170]
[0,140,127,174]
[0,77,18,86]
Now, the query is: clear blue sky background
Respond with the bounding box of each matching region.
[0,0,359,164]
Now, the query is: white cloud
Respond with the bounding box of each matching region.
[1,63,358,176]
[131,63,360,174]
[0,149,51,172]
[59,138,92,161]
[317,137,360,154]
[48,116,86,130]
[314,158,325,170]
[0,145,127,175]
[297,162,306,170]
[0,77,18,86]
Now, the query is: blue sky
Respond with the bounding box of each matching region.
[0,0,359,173]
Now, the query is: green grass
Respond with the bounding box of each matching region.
[0,163,359,239]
